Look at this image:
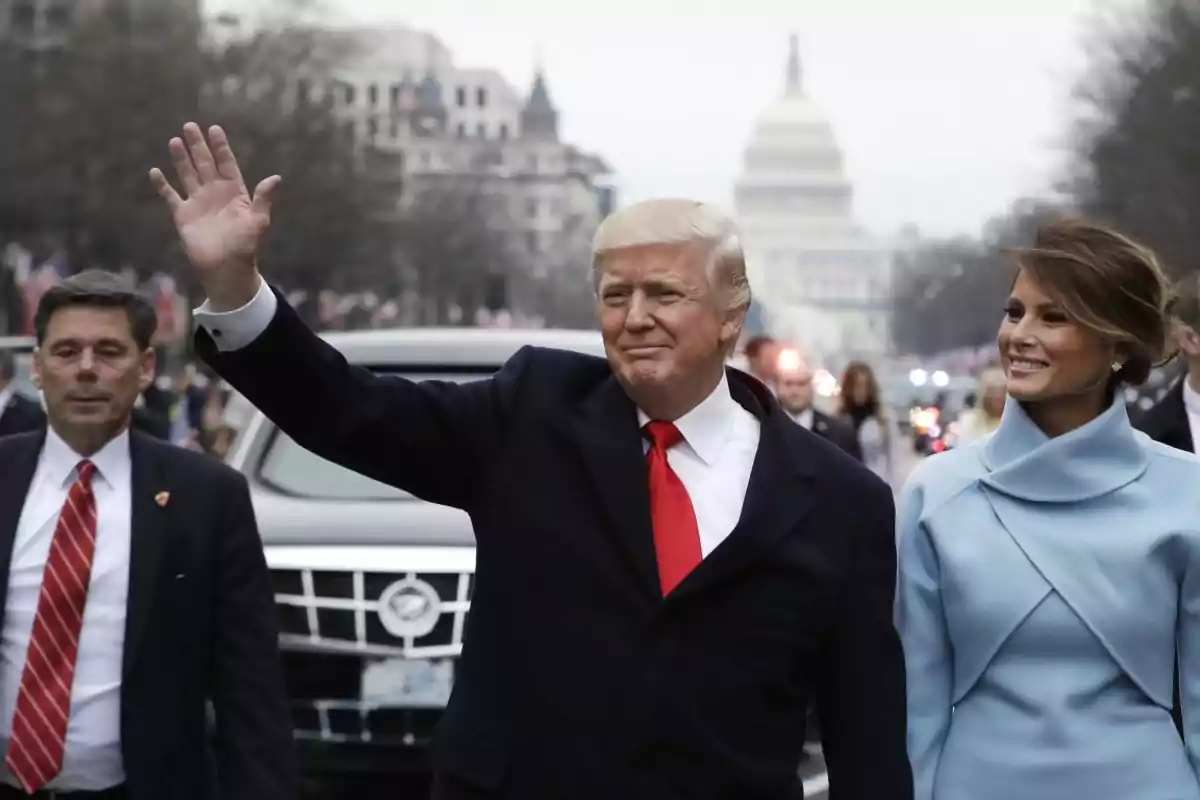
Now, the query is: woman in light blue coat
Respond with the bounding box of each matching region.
[897,218,1200,800]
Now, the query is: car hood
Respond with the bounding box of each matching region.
[250,490,476,546]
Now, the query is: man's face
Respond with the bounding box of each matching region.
[1175,321,1200,364]
[597,243,742,406]
[33,306,154,442]
[750,342,781,382]
[776,367,815,412]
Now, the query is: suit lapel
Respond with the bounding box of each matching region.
[669,375,815,603]
[812,410,830,437]
[562,376,662,601]
[0,432,46,622]
[1162,382,1195,452]
[123,432,170,679]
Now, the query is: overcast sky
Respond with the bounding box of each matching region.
[211,0,1140,238]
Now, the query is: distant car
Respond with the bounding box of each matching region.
[223,327,606,777]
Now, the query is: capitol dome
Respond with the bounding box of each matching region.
[733,33,893,367]
[748,36,837,144]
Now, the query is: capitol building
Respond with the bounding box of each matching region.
[735,35,892,368]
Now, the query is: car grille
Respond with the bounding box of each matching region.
[266,548,475,746]
[272,568,473,658]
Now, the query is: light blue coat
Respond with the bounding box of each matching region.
[897,395,1200,800]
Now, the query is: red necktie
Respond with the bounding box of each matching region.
[644,422,702,595]
[7,460,97,793]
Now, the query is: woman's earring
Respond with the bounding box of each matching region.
[1111,361,1122,373]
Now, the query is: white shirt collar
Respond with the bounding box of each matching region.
[0,386,11,415]
[636,373,742,466]
[41,425,131,490]
[1184,379,1200,416]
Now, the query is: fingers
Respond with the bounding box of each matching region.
[148,168,183,213]
[251,175,282,218]
[182,121,219,182]
[208,125,246,191]
[168,137,201,196]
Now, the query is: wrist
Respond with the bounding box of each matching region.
[203,269,262,313]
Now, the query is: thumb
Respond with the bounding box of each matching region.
[251,175,282,218]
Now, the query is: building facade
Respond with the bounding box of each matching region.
[315,28,614,325]
[734,34,892,368]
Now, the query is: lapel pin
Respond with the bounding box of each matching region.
[155,491,170,508]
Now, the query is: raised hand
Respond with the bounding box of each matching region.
[149,122,280,310]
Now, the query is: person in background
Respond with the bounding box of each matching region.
[953,366,1006,446]
[1137,273,1200,455]
[838,361,902,484]
[0,269,296,799]
[742,335,781,388]
[0,351,44,438]
[150,122,912,800]
[1135,271,1200,735]
[776,356,862,460]
[898,219,1200,800]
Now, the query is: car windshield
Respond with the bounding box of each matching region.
[258,431,413,501]
[254,371,489,501]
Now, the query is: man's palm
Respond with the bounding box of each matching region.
[149,123,280,281]
[174,179,265,274]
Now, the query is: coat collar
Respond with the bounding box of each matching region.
[981,394,1147,503]
[562,367,813,603]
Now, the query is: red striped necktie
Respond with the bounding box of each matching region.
[6,460,98,792]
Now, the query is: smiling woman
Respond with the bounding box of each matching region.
[997,218,1176,437]
[897,218,1200,800]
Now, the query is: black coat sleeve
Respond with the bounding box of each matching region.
[815,481,913,799]
[209,472,298,800]
[196,288,528,511]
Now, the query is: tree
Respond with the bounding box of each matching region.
[0,0,390,301]
[202,17,393,297]
[0,2,203,274]
[391,176,523,326]
[891,198,1066,356]
[1069,0,1200,276]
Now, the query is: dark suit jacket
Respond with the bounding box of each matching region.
[197,291,912,800]
[1134,376,1194,735]
[0,391,44,438]
[808,408,863,461]
[0,430,296,800]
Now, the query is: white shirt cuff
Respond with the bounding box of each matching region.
[192,277,278,352]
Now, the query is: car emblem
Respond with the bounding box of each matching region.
[377,577,442,639]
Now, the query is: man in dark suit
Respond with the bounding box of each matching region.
[774,356,862,461]
[151,122,911,800]
[1135,273,1200,736]
[0,351,45,438]
[0,270,295,799]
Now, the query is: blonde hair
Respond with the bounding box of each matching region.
[976,366,1006,394]
[590,198,752,309]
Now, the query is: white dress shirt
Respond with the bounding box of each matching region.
[637,375,761,558]
[0,387,12,423]
[791,407,814,430]
[194,279,763,556]
[1183,379,1200,455]
[1,428,131,790]
[192,276,278,353]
